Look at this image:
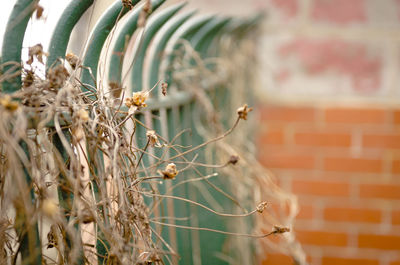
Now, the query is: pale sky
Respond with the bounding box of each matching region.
[0,0,71,62]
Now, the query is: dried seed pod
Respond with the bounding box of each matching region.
[42,199,58,217]
[47,64,69,88]
[80,208,95,224]
[122,0,134,10]
[143,0,152,13]
[72,126,85,142]
[228,155,239,165]
[146,130,161,147]
[272,225,290,234]
[65,53,79,69]
[161,82,168,96]
[0,95,19,112]
[35,5,44,19]
[27,44,47,65]
[47,224,58,249]
[256,201,268,213]
[23,70,35,87]
[76,109,89,122]
[159,163,178,179]
[237,104,253,120]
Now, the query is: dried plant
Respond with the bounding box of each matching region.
[0,6,304,265]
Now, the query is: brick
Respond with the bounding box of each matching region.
[392,211,400,225]
[259,106,316,123]
[392,160,400,174]
[297,204,314,219]
[271,0,298,18]
[390,261,400,265]
[358,234,400,250]
[261,253,294,265]
[259,151,315,169]
[360,184,400,200]
[324,108,386,124]
[258,128,285,145]
[311,0,366,24]
[322,257,379,265]
[324,207,381,223]
[279,39,382,92]
[294,131,351,147]
[296,230,348,246]
[394,110,400,125]
[363,134,400,149]
[292,180,349,197]
[324,157,382,173]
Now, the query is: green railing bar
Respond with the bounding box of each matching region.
[146,10,195,95]
[107,3,143,85]
[52,130,85,264]
[161,15,213,86]
[108,0,166,86]
[1,0,38,93]
[80,0,140,95]
[46,0,94,69]
[191,17,231,56]
[130,2,184,93]
[229,13,265,35]
[19,140,42,265]
[1,1,42,263]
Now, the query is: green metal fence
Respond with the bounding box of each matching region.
[0,0,261,264]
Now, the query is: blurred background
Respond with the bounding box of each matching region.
[2,0,399,264]
[191,0,400,264]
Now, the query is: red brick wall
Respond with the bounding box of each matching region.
[185,0,400,264]
[258,105,400,265]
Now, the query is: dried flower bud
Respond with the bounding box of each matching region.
[161,82,168,96]
[36,5,44,19]
[23,70,35,87]
[228,155,239,165]
[47,224,58,249]
[42,199,58,217]
[125,91,148,109]
[72,126,85,142]
[237,104,253,120]
[47,64,69,88]
[143,0,151,13]
[122,0,134,10]
[256,201,268,213]
[66,53,79,69]
[160,163,178,179]
[76,109,89,122]
[272,225,290,234]
[80,209,95,224]
[0,95,19,112]
[146,130,161,147]
[27,44,47,65]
